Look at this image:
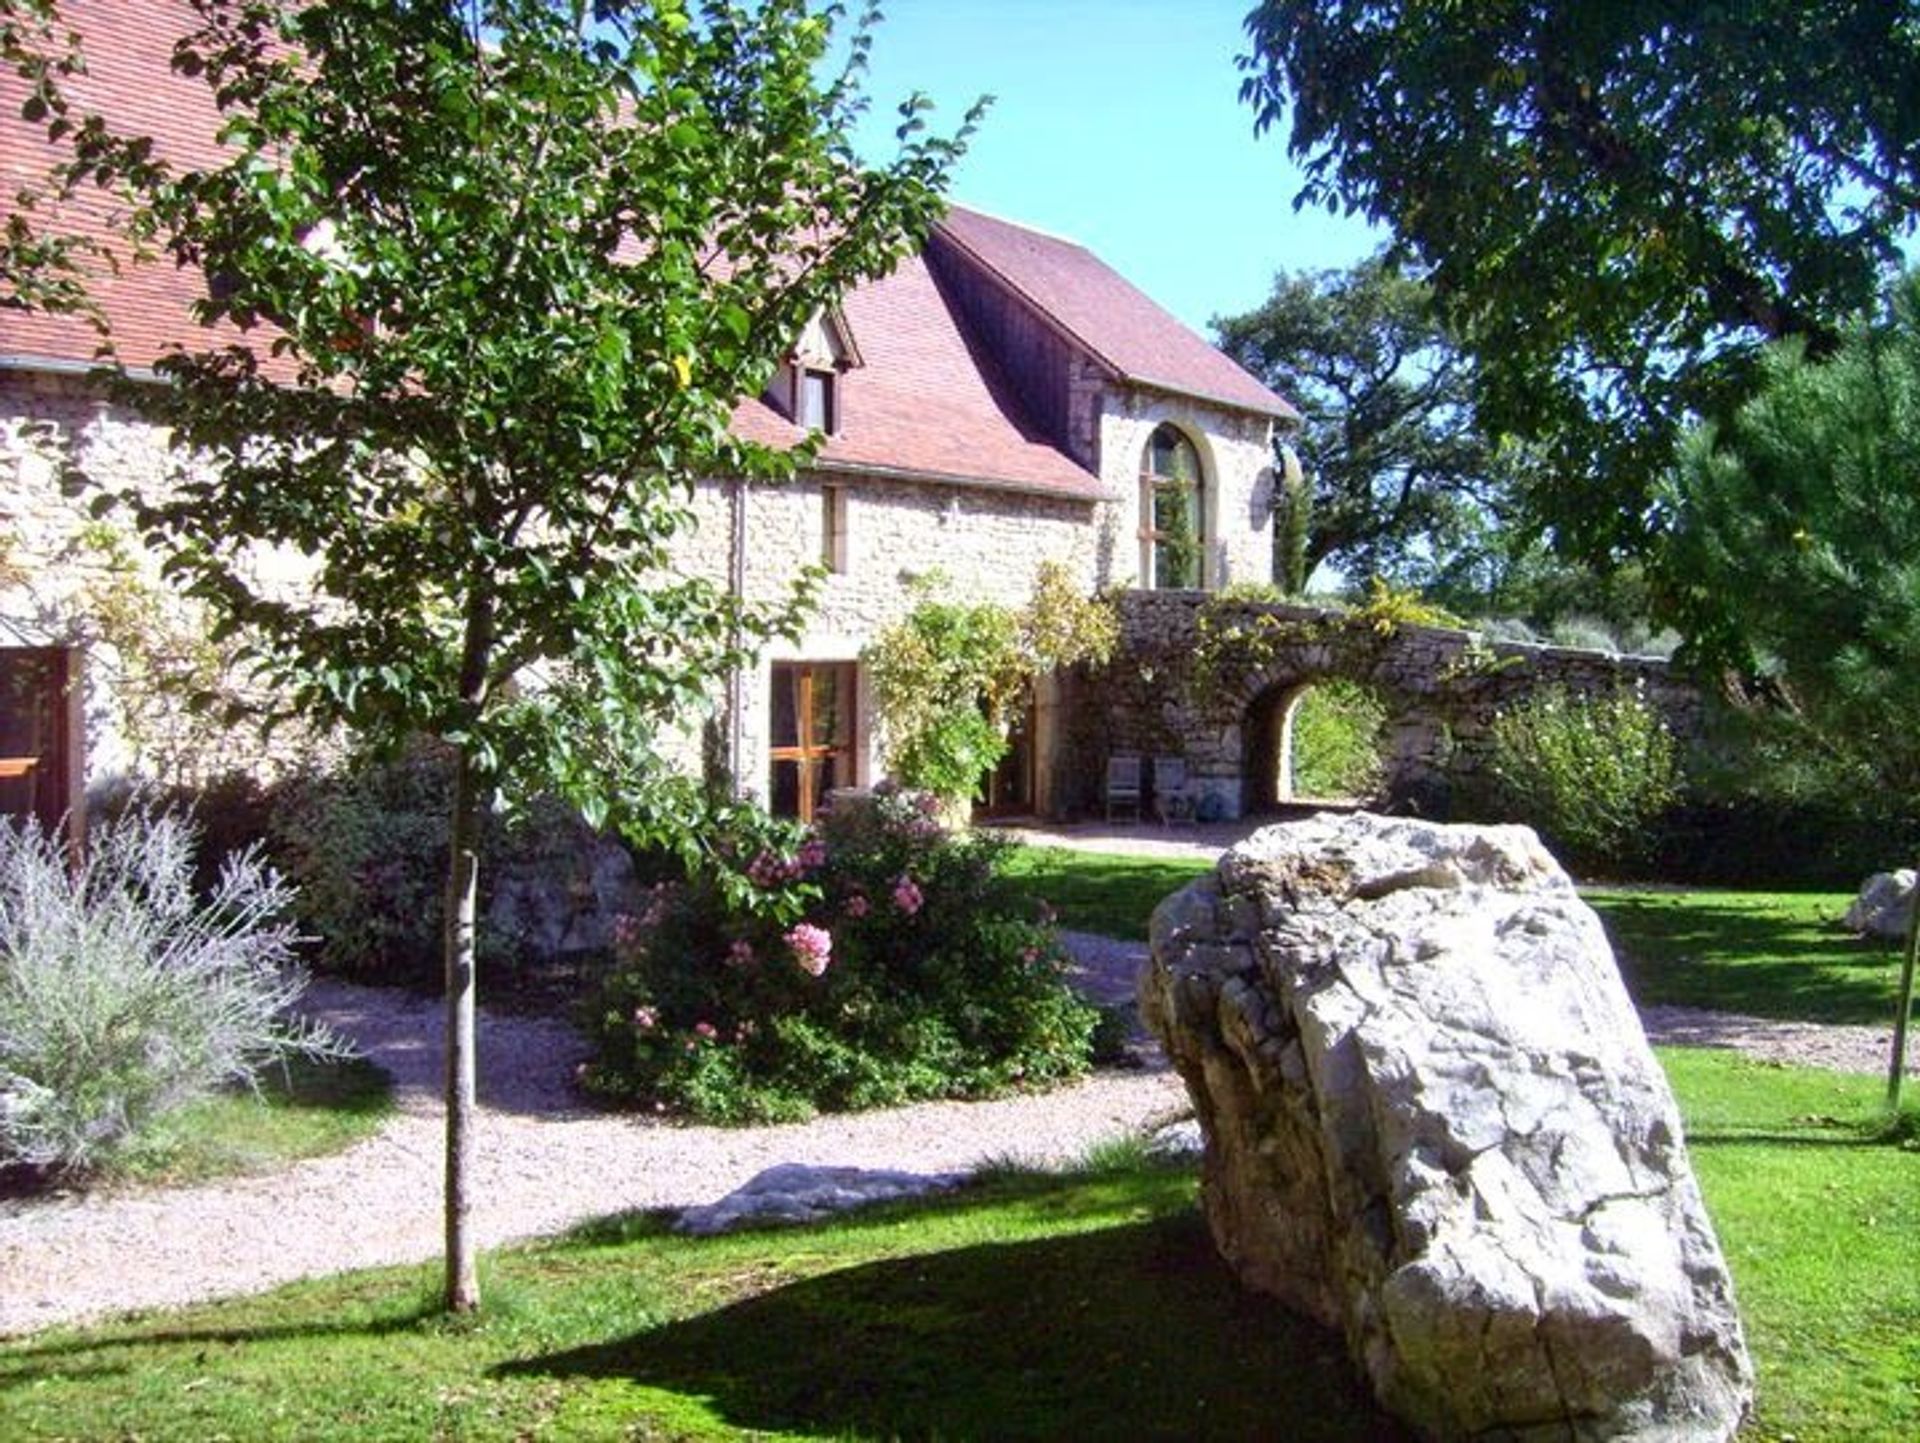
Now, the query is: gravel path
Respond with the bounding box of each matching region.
[3,929,1909,1340]
[0,973,1187,1338]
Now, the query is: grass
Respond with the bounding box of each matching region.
[0,1050,1913,1440]
[999,844,1210,940]
[1002,844,1909,1030]
[1587,887,1905,1025]
[67,1054,392,1192]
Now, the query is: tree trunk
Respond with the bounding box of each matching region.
[1888,871,1919,1113]
[444,744,484,1312]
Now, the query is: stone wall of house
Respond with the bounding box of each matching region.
[0,370,326,787]
[1062,591,1702,819]
[1096,388,1276,593]
[687,470,1100,810]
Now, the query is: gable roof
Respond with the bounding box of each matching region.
[932,205,1298,422]
[731,253,1104,500]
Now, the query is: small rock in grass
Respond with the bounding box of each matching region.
[675,1163,968,1236]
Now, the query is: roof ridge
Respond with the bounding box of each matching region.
[941,201,1087,250]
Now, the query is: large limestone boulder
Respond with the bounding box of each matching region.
[1141,813,1751,1441]
[1844,869,1915,942]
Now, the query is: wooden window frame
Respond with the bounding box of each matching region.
[768,661,857,822]
[798,366,837,434]
[1138,423,1207,590]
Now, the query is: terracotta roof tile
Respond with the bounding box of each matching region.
[934,205,1299,422]
[733,252,1103,500]
[1,5,1102,500]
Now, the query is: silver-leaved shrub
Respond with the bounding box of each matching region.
[0,809,341,1175]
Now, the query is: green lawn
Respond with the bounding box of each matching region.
[1003,846,1907,1030]
[1587,888,1902,1025]
[999,844,1210,939]
[1,1050,1913,1441]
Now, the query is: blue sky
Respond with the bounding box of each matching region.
[844,0,1385,334]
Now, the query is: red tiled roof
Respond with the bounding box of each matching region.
[1,0,253,373]
[732,252,1103,500]
[934,205,1299,422]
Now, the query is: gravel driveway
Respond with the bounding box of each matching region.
[0,971,1187,1338]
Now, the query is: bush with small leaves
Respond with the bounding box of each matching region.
[0,810,341,1176]
[580,786,1096,1123]
[1482,685,1680,874]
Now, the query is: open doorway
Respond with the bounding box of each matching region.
[0,645,85,847]
[1244,677,1387,812]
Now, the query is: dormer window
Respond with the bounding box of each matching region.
[767,306,861,435]
[799,367,837,434]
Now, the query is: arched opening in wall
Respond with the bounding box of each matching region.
[1243,677,1388,812]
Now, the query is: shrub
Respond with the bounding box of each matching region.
[267,741,467,985]
[580,786,1097,1123]
[0,810,339,1175]
[1481,684,1680,873]
[1288,680,1387,799]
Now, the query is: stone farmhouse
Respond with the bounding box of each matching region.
[0,0,1299,835]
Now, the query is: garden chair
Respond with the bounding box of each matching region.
[1104,754,1143,821]
[1152,755,1195,826]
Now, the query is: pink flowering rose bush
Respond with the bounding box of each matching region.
[580,784,1095,1123]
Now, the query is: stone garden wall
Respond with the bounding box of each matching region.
[1061,591,1703,819]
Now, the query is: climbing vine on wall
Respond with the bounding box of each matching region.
[867,563,1118,806]
[1193,579,1463,710]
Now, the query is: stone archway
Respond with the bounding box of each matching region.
[1243,674,1399,814]
[1064,593,1703,821]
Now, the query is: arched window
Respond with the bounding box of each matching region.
[1140,423,1205,589]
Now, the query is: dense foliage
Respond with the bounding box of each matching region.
[1213,254,1523,590]
[581,788,1097,1123]
[866,564,1116,807]
[1287,679,1386,800]
[1242,0,1920,562]
[0,810,337,1176]
[1664,271,1920,819]
[1480,685,1679,873]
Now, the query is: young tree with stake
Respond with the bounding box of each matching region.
[66,0,977,1312]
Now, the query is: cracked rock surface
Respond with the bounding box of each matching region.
[1140,813,1752,1442]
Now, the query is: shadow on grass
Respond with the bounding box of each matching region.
[0,1303,438,1387]
[1589,893,1897,1026]
[500,1212,1409,1441]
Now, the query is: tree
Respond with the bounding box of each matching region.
[2,0,108,322]
[71,0,976,1312]
[1213,254,1521,591]
[1241,1,1920,563]
[1664,270,1920,1105]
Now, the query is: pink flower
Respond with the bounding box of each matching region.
[631,1005,658,1031]
[845,892,870,919]
[914,791,943,819]
[787,922,833,976]
[747,851,783,887]
[892,875,923,917]
[611,913,641,948]
[694,1021,718,1041]
[797,838,828,872]
[1021,946,1040,964]
[727,938,756,968]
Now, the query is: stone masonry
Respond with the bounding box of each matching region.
[1063,591,1701,820]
